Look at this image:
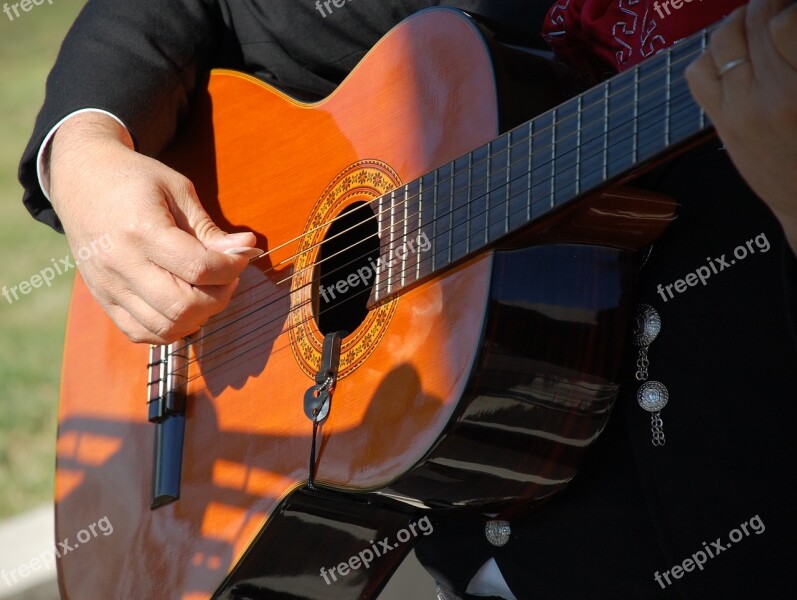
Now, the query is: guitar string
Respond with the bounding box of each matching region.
[157,22,712,368]
[168,77,703,369]
[163,87,704,389]
[183,35,705,322]
[174,109,703,394]
[240,35,705,279]
[170,43,705,356]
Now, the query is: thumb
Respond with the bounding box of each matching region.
[166,175,257,252]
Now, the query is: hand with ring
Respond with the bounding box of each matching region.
[686,0,797,254]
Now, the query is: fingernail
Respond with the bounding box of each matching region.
[225,232,256,244]
[223,247,263,260]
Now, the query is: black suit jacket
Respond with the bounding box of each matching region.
[18,0,551,232]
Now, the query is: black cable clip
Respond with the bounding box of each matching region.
[303,331,346,488]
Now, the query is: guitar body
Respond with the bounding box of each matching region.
[55,8,675,600]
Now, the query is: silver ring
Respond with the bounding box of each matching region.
[718,57,749,76]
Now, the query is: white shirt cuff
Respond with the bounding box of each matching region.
[466,558,517,599]
[36,108,129,201]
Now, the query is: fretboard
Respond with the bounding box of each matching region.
[371,24,715,303]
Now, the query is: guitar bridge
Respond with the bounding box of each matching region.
[147,342,189,509]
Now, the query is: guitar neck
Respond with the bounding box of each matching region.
[371,24,715,303]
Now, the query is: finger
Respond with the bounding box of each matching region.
[746,0,792,76]
[103,301,172,345]
[709,6,752,82]
[209,231,258,253]
[685,54,722,112]
[98,263,240,343]
[163,173,256,252]
[93,261,219,342]
[119,289,201,341]
[148,171,257,284]
[143,224,252,286]
[687,7,749,112]
[770,3,797,71]
[115,285,223,343]
[686,53,722,114]
[125,263,240,326]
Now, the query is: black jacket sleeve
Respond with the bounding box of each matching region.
[18,0,555,233]
[17,0,225,232]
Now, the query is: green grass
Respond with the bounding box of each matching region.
[0,1,86,518]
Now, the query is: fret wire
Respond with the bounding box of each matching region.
[505,134,511,233]
[665,50,672,146]
[484,142,491,244]
[363,40,710,290]
[364,83,704,304]
[431,168,438,273]
[632,68,639,163]
[360,34,705,278]
[550,108,557,209]
[497,90,701,233]
[375,40,707,253]
[699,30,708,130]
[435,162,453,271]
[416,175,423,283]
[376,192,385,301]
[602,81,609,181]
[462,87,699,225]
[553,95,686,197]
[527,120,533,221]
[466,152,471,256]
[387,188,397,294]
[376,79,700,278]
[447,166,454,267]
[576,95,582,196]
[388,85,700,272]
[401,184,408,288]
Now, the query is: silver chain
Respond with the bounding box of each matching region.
[636,346,649,381]
[651,412,666,446]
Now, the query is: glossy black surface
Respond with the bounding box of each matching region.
[381,243,637,510]
[213,488,418,600]
[150,414,185,509]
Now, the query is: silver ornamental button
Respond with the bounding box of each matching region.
[484,520,511,547]
[633,304,662,347]
[637,381,669,412]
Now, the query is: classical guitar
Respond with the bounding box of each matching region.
[55,7,712,599]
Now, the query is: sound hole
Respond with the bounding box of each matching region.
[315,202,380,335]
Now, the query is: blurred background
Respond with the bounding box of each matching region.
[0,3,433,598]
[0,3,83,598]
[0,1,82,522]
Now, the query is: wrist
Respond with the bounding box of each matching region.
[48,112,135,213]
[51,111,134,157]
